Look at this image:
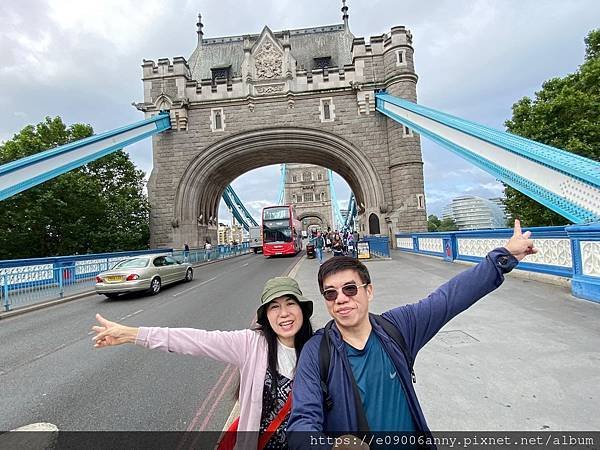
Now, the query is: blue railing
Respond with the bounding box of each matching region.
[0,242,251,312]
[395,223,600,303]
[361,235,390,258]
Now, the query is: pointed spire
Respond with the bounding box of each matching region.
[341,0,349,28]
[196,13,204,44]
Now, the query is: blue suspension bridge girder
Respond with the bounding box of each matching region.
[0,112,172,201]
[328,169,345,230]
[342,192,356,231]
[375,92,600,224]
[277,164,286,205]
[225,185,258,227]
[222,185,258,232]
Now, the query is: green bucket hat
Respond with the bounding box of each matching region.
[256,276,313,322]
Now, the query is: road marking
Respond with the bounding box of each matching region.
[173,276,217,297]
[180,364,235,434]
[119,309,144,321]
[242,263,249,267]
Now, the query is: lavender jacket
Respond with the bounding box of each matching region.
[135,327,269,448]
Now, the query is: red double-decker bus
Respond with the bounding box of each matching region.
[262,205,303,256]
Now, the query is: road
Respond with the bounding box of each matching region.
[0,252,301,433]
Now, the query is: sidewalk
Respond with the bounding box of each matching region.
[292,251,600,431]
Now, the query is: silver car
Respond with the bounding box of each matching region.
[95,254,193,298]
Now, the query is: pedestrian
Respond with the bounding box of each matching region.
[346,233,355,258]
[205,240,213,260]
[331,232,344,257]
[92,276,314,450]
[314,231,326,265]
[184,243,190,262]
[287,220,537,448]
[325,232,332,253]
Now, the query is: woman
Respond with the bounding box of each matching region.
[92,276,313,450]
[331,233,344,257]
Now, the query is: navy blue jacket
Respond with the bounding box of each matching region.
[287,248,517,449]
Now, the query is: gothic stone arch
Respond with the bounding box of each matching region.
[162,127,386,246]
[297,211,327,232]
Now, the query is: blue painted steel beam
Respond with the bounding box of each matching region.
[276,164,286,205]
[0,112,171,201]
[225,185,258,227]
[222,185,258,231]
[328,169,345,230]
[376,92,600,224]
[342,193,356,231]
[222,187,250,231]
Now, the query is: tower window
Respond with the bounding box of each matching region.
[396,49,407,67]
[211,66,231,83]
[416,194,425,210]
[317,173,323,181]
[304,193,314,202]
[402,125,413,137]
[319,97,335,123]
[210,108,225,132]
[313,57,332,69]
[323,101,331,120]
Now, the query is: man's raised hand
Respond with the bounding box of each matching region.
[504,219,538,261]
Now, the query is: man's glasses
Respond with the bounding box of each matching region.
[322,283,368,302]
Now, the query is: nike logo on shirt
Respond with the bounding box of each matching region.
[390,371,397,379]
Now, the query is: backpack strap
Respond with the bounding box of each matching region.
[318,321,335,412]
[371,313,416,383]
[319,320,370,433]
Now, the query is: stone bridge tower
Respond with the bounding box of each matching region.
[135,4,427,247]
[284,164,334,233]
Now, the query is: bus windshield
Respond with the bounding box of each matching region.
[263,220,292,243]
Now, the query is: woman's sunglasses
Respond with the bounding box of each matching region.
[322,283,368,301]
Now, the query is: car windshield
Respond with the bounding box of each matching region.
[112,258,150,269]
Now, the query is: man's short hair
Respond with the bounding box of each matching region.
[318,256,371,293]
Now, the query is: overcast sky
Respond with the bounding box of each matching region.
[1,0,599,225]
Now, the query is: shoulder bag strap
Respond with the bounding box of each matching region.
[257,393,293,450]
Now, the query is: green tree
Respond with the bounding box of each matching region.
[427,214,457,232]
[438,217,458,232]
[503,29,600,226]
[0,117,150,259]
[427,214,441,232]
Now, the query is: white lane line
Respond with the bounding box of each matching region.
[242,263,249,267]
[173,276,218,297]
[119,309,145,321]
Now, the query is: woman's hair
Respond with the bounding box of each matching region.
[234,297,313,412]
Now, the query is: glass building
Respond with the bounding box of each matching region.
[442,195,508,230]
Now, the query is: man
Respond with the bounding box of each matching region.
[288,220,536,449]
[314,231,326,264]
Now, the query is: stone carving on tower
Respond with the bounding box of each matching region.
[255,40,282,79]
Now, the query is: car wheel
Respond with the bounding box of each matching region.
[149,277,161,295]
[105,293,120,299]
[185,268,193,282]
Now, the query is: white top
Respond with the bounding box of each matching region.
[277,340,297,380]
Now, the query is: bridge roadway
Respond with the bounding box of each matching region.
[0,248,598,435]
